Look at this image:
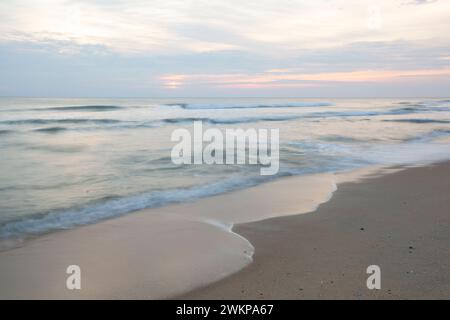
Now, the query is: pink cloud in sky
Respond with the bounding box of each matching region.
[161,67,450,89]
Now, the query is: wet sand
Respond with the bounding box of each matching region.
[182,162,450,299]
[0,173,336,299]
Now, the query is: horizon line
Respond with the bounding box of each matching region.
[1,96,450,100]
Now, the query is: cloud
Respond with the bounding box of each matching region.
[160,66,450,89]
[0,0,449,97]
[1,0,450,55]
[406,0,438,5]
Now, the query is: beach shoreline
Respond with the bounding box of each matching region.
[182,161,450,299]
[0,162,449,299]
[0,170,338,299]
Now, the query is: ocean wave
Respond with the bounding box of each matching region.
[396,100,450,107]
[0,105,128,113]
[383,119,450,124]
[404,129,450,142]
[41,105,124,111]
[160,115,301,125]
[0,129,13,135]
[310,106,450,119]
[393,106,450,113]
[3,111,450,135]
[0,174,282,240]
[319,135,375,143]
[165,102,333,110]
[34,126,68,133]
[1,118,123,125]
[2,116,301,134]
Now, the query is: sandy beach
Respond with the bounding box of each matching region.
[0,162,449,299]
[183,162,450,299]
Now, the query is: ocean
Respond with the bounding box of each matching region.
[1,97,450,243]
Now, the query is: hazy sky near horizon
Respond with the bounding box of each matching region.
[1,0,450,97]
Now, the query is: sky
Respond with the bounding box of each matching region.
[0,0,449,97]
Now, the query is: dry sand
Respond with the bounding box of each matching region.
[182,162,450,299]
